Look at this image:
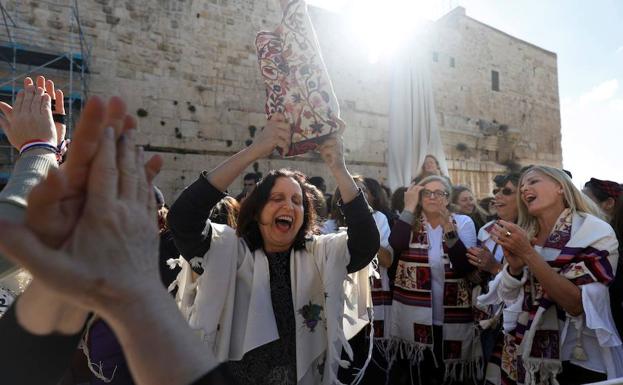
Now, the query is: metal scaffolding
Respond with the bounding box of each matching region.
[0,0,90,183]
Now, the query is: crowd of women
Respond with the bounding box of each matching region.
[0,75,622,385]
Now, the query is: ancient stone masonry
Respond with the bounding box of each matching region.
[429,7,562,196]
[0,2,561,200]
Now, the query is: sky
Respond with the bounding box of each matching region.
[307,0,623,187]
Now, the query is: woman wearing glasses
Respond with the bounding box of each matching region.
[387,176,480,385]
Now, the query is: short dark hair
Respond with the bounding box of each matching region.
[308,176,326,193]
[493,172,521,188]
[363,177,390,213]
[391,187,407,213]
[236,169,318,251]
[243,172,260,182]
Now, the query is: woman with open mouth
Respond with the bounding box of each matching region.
[483,165,623,385]
[469,172,520,368]
[167,113,380,385]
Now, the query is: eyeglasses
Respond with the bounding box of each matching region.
[422,189,449,199]
[493,187,516,196]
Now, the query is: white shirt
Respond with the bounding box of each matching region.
[478,220,504,263]
[428,214,477,325]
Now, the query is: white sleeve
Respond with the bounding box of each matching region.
[372,211,391,250]
[497,265,528,303]
[477,267,526,333]
[574,282,622,347]
[456,215,477,248]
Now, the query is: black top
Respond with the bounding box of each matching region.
[159,229,182,293]
[168,172,379,384]
[0,298,84,385]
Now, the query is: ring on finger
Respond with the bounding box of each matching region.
[505,231,512,237]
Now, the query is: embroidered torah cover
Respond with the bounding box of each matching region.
[256,0,341,157]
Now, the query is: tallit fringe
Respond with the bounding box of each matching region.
[79,315,117,383]
[523,358,562,385]
[444,358,484,384]
[349,316,375,385]
[374,338,394,365]
[189,257,204,270]
[166,257,182,269]
[388,338,430,367]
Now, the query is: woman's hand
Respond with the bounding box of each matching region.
[404,184,423,213]
[26,97,160,249]
[467,246,502,274]
[250,113,291,158]
[0,126,161,318]
[491,220,535,275]
[42,76,66,146]
[319,133,358,203]
[0,77,56,149]
[318,134,346,172]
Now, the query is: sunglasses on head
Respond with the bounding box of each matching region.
[493,187,515,196]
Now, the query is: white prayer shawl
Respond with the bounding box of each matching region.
[473,220,505,330]
[371,211,393,340]
[479,212,623,384]
[173,223,372,385]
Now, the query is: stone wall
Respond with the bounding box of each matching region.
[429,7,562,196]
[0,2,561,201]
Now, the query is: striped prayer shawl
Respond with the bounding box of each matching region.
[389,215,482,382]
[489,209,616,385]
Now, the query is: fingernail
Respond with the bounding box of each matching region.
[105,126,114,138]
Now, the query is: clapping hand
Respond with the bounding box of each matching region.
[0,105,162,318]
[490,220,535,275]
[0,77,56,150]
[467,246,501,274]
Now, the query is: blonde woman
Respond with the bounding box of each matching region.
[482,166,623,385]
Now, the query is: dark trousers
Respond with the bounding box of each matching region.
[480,324,501,368]
[556,361,607,385]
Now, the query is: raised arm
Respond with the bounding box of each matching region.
[168,115,291,259]
[317,134,379,273]
[389,184,422,255]
[0,92,160,384]
[205,114,290,192]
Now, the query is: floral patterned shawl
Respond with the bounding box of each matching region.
[256,0,341,156]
